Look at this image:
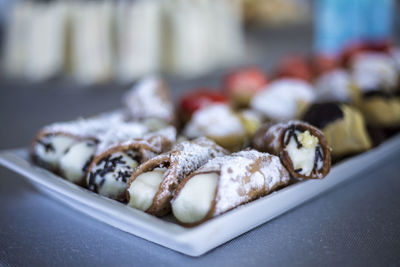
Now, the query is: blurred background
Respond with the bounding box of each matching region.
[0,0,399,148]
[0,0,398,83]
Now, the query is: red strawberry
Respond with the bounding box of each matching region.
[223,67,268,107]
[180,89,228,118]
[312,54,339,76]
[275,56,313,82]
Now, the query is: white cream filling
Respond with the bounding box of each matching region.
[172,172,219,224]
[90,152,139,199]
[59,141,96,183]
[34,135,77,169]
[285,130,319,176]
[127,167,167,211]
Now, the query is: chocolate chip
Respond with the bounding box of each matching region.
[82,156,94,173]
[37,140,55,153]
[362,89,395,99]
[284,125,302,149]
[313,146,323,171]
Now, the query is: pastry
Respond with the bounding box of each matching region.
[31,112,129,172]
[350,52,400,131]
[179,89,228,123]
[237,109,263,138]
[124,76,176,130]
[250,78,316,121]
[86,128,175,202]
[126,137,227,216]
[171,150,290,226]
[314,69,355,103]
[302,102,372,159]
[183,104,246,151]
[31,111,149,184]
[252,121,331,179]
[351,52,398,93]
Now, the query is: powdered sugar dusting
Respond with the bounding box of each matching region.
[251,78,316,121]
[183,104,245,138]
[95,123,149,154]
[42,110,128,138]
[314,69,352,102]
[156,137,227,202]
[192,150,290,216]
[124,76,175,122]
[351,52,398,92]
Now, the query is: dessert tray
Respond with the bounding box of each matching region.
[1,134,399,256]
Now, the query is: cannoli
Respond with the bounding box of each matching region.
[314,69,355,103]
[252,121,331,179]
[31,111,148,183]
[183,104,246,152]
[302,102,372,160]
[124,76,177,130]
[355,91,400,129]
[250,78,316,121]
[350,52,400,130]
[351,52,398,93]
[171,150,290,226]
[126,137,227,216]
[86,127,176,202]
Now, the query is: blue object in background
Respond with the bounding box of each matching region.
[314,0,395,56]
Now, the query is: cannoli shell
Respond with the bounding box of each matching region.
[172,150,290,227]
[252,120,331,179]
[357,96,400,128]
[88,134,174,174]
[124,77,177,126]
[30,130,94,173]
[127,137,227,217]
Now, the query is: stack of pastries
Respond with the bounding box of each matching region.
[31,42,400,226]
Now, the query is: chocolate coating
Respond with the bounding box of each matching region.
[302,102,344,129]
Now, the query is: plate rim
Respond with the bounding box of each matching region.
[1,133,400,256]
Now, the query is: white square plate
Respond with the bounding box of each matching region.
[1,134,399,256]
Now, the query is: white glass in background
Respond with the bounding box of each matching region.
[2,1,32,78]
[115,0,161,83]
[24,2,69,81]
[2,0,246,83]
[163,0,214,77]
[210,0,245,67]
[70,1,114,84]
[162,0,244,77]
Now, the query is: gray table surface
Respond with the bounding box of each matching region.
[1,78,400,267]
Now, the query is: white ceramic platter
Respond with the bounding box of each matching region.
[1,134,400,256]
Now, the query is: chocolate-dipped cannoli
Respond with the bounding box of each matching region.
[252,121,331,179]
[126,137,227,216]
[124,76,177,130]
[86,128,176,202]
[302,102,372,160]
[183,104,247,152]
[171,150,290,226]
